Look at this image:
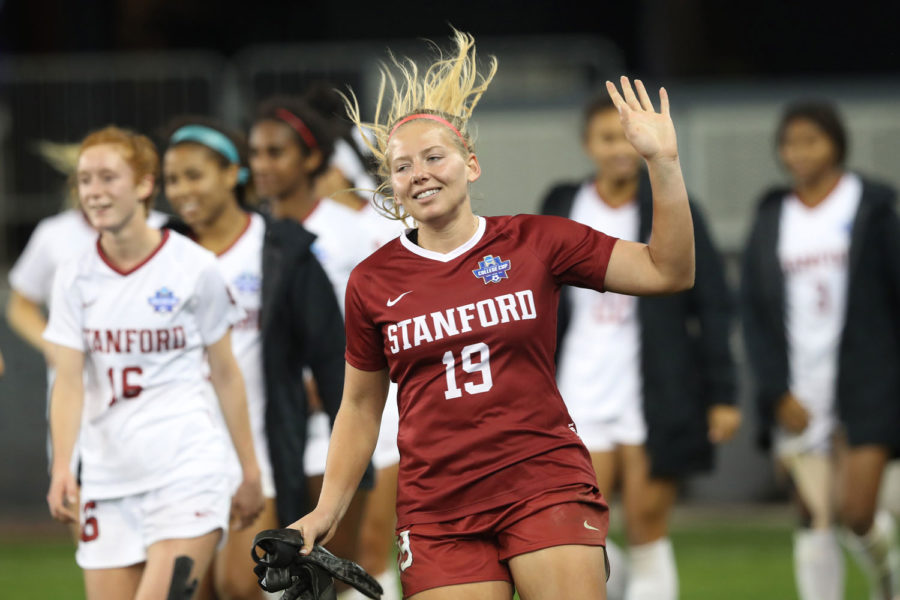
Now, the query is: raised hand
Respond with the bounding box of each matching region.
[606,76,678,162]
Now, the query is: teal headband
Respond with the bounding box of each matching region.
[169,125,250,184]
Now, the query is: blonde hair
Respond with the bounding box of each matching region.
[343,29,498,221]
[74,125,159,214]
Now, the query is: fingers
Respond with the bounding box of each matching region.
[618,76,642,112]
[659,87,670,115]
[634,79,655,112]
[605,80,628,115]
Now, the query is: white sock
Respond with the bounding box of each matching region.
[375,567,402,600]
[604,539,628,600]
[843,510,900,600]
[625,538,678,600]
[793,528,844,600]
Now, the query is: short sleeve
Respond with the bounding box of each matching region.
[9,220,57,303]
[194,260,245,346]
[524,215,619,292]
[344,269,387,371]
[43,265,86,351]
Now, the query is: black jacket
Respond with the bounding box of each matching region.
[540,174,737,478]
[166,215,359,526]
[741,176,900,450]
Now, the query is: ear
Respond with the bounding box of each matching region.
[135,174,155,202]
[302,149,323,175]
[224,163,240,190]
[465,153,481,183]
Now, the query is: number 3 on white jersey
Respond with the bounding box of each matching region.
[442,342,493,399]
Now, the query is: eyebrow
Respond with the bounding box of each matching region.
[392,145,445,163]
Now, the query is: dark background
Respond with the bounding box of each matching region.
[2,0,898,78]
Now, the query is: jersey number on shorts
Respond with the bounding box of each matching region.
[81,500,99,542]
[107,366,143,406]
[441,342,493,400]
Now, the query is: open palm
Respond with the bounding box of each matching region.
[606,76,678,162]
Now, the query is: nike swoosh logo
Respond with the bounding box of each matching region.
[387,291,412,307]
[583,520,600,531]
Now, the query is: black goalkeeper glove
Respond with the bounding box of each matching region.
[251,528,383,600]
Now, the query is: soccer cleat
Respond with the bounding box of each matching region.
[251,528,383,600]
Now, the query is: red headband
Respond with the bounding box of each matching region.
[275,108,319,151]
[388,114,468,149]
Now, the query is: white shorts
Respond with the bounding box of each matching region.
[372,384,400,470]
[304,412,331,477]
[774,403,837,457]
[572,402,647,453]
[76,473,230,570]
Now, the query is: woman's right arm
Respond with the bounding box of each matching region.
[6,291,52,360]
[46,343,85,522]
[289,363,389,555]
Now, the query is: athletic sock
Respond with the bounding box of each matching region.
[625,537,677,600]
[793,528,844,600]
[604,539,628,600]
[843,510,900,600]
[375,567,401,600]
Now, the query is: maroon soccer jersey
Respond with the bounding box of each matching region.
[345,214,618,526]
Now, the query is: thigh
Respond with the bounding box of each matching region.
[619,445,676,543]
[781,451,836,530]
[408,581,512,600]
[589,450,618,498]
[508,544,607,600]
[84,565,143,600]
[137,529,222,600]
[836,442,890,534]
[213,497,279,599]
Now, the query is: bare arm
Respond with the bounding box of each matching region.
[207,331,264,529]
[6,290,52,360]
[290,363,390,554]
[46,344,84,522]
[603,77,694,295]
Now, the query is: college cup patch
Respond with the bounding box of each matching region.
[472,255,512,284]
[148,287,179,313]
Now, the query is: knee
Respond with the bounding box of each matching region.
[838,503,875,536]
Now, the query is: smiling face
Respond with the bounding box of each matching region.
[77,143,151,232]
[387,120,481,227]
[778,118,841,186]
[249,119,320,199]
[583,106,642,183]
[164,143,238,229]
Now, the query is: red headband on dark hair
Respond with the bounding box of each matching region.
[275,108,319,151]
[388,114,468,149]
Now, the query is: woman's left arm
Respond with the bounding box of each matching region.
[603,76,694,296]
[207,331,264,529]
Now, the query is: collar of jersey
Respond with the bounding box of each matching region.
[399,216,486,263]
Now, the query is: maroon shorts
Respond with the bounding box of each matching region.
[395,483,608,598]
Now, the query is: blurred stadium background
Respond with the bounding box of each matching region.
[1,1,899,597]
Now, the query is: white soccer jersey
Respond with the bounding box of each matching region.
[43,230,243,499]
[776,173,861,453]
[357,203,405,252]
[304,198,377,313]
[556,183,643,426]
[9,208,168,304]
[212,212,274,495]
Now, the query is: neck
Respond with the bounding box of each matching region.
[417,207,479,254]
[99,212,161,270]
[595,174,638,208]
[795,168,844,207]
[193,200,249,255]
[270,182,318,222]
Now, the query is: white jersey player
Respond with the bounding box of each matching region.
[44,126,262,599]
